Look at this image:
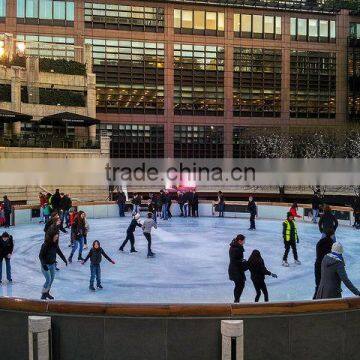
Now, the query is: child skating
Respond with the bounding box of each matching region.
[142,212,157,258]
[0,232,14,284]
[82,240,115,291]
[119,213,142,252]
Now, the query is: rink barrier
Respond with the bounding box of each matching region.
[11,200,355,226]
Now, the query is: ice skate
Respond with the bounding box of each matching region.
[83,244,88,250]
[130,249,138,253]
[89,285,95,291]
[119,246,124,252]
[147,252,155,258]
[41,293,47,300]
[97,284,103,289]
[282,261,289,267]
[294,260,301,265]
[46,292,54,300]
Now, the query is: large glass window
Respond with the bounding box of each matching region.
[350,23,360,40]
[98,124,164,158]
[17,0,74,25]
[84,2,164,32]
[291,18,336,43]
[85,39,164,115]
[174,9,225,35]
[234,13,282,40]
[233,48,282,118]
[0,0,6,18]
[174,125,224,158]
[349,45,360,122]
[174,44,224,116]
[290,51,336,119]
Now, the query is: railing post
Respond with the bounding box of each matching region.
[221,320,244,360]
[28,316,52,360]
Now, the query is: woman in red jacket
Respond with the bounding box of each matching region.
[289,203,302,219]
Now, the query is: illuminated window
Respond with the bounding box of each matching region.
[291,18,336,43]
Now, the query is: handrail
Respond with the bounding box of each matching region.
[1,297,360,317]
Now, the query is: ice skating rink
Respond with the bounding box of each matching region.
[1,216,360,303]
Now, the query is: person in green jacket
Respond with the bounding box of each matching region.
[282,212,301,267]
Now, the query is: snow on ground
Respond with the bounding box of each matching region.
[0,216,359,303]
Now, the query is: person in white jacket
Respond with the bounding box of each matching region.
[142,212,157,258]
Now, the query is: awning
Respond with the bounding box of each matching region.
[0,109,33,123]
[39,112,100,127]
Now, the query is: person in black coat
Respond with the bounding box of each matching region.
[228,234,248,303]
[191,190,199,217]
[311,193,321,224]
[82,240,115,291]
[39,229,67,300]
[247,250,277,302]
[217,191,225,217]
[2,195,12,228]
[44,211,67,235]
[50,189,61,211]
[119,213,142,252]
[352,196,360,229]
[0,232,14,283]
[247,196,257,230]
[313,230,335,299]
[59,193,72,228]
[117,191,126,217]
[318,205,338,240]
[177,192,185,217]
[68,211,87,262]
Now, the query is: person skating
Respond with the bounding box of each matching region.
[44,211,67,234]
[282,212,301,267]
[177,192,185,217]
[68,211,87,263]
[148,200,157,223]
[142,212,157,258]
[49,189,61,212]
[247,196,257,230]
[289,203,301,219]
[119,213,142,252]
[191,190,199,217]
[160,190,168,220]
[352,195,360,229]
[117,191,126,217]
[39,229,67,300]
[59,193,72,228]
[39,193,47,224]
[0,232,14,284]
[312,192,321,224]
[247,250,277,302]
[166,192,173,219]
[82,240,115,291]
[316,242,360,299]
[228,234,248,303]
[2,195,12,228]
[313,230,335,299]
[131,193,142,215]
[318,205,338,240]
[217,191,225,217]
[83,214,90,250]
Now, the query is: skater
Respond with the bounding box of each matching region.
[228,234,247,303]
[39,193,47,223]
[247,250,277,302]
[289,203,301,219]
[82,240,115,291]
[131,193,142,215]
[0,232,14,284]
[68,211,87,263]
[191,190,199,217]
[177,192,185,217]
[0,203,5,227]
[217,191,225,217]
[2,195,12,228]
[49,189,61,212]
[117,191,126,217]
[183,191,191,217]
[247,196,257,230]
[142,212,157,258]
[39,229,67,300]
[352,195,360,229]
[318,205,338,240]
[313,230,335,299]
[148,200,157,223]
[316,242,360,299]
[59,193,72,228]
[119,213,142,252]
[160,190,168,220]
[44,211,67,234]
[167,192,173,219]
[312,192,321,224]
[83,213,90,250]
[282,212,301,267]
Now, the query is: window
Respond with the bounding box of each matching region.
[233,48,282,118]
[174,9,225,35]
[85,3,164,32]
[99,124,164,158]
[174,44,224,116]
[234,14,282,40]
[86,38,164,115]
[290,51,336,119]
[174,125,224,158]
[0,0,6,18]
[17,0,74,25]
[349,27,360,122]
[291,18,336,43]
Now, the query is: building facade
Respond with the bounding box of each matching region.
[1,0,360,158]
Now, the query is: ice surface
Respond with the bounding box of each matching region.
[1,216,360,303]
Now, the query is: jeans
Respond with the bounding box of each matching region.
[249,214,256,229]
[252,279,269,302]
[118,203,125,217]
[144,232,153,256]
[179,203,184,216]
[133,204,139,214]
[60,210,69,227]
[40,207,44,222]
[183,204,189,217]
[283,240,298,262]
[90,264,101,287]
[152,212,157,223]
[41,263,56,293]
[161,204,168,220]
[218,204,225,217]
[70,237,84,260]
[312,209,319,223]
[0,257,11,281]
[120,231,136,251]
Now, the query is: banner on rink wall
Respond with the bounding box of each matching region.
[1,158,360,187]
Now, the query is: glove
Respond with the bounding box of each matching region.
[112,260,116,264]
[271,273,278,278]
[81,261,85,265]
[43,265,49,271]
[297,238,299,244]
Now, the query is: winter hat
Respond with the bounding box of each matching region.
[134,213,140,220]
[1,232,9,238]
[331,242,344,255]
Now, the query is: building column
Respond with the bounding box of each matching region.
[26,57,40,104]
[86,73,96,118]
[281,14,291,124]
[11,66,22,112]
[88,124,97,142]
[221,320,244,360]
[28,316,52,360]
[224,43,234,158]
[84,44,93,73]
[336,9,350,123]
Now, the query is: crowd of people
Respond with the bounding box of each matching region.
[0,188,359,304]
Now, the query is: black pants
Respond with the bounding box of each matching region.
[252,279,268,302]
[4,211,11,227]
[144,232,153,256]
[283,240,298,261]
[249,214,256,229]
[313,262,321,299]
[192,205,199,217]
[121,231,136,251]
[179,203,184,216]
[233,279,245,303]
